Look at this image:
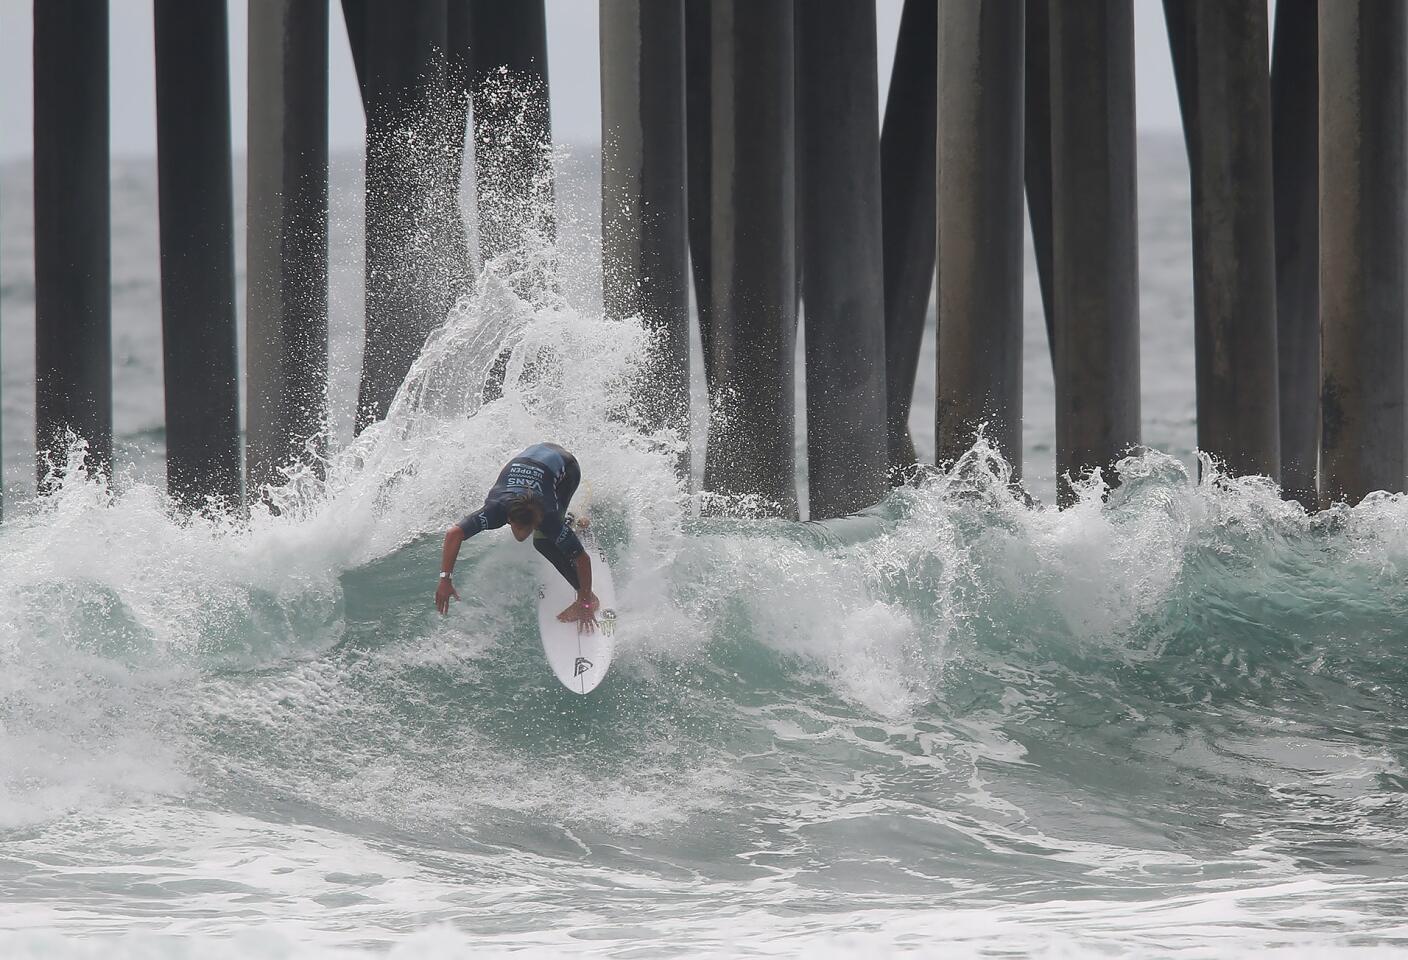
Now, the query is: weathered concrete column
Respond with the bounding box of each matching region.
[881,0,938,479]
[33,0,112,488]
[1272,0,1319,509]
[936,0,1026,475]
[1049,0,1140,505]
[1319,0,1407,505]
[354,2,450,432]
[1025,0,1055,359]
[686,0,713,391]
[704,0,798,518]
[448,1,472,189]
[798,0,888,519]
[1164,0,1280,481]
[154,0,242,509]
[247,0,329,495]
[340,0,368,103]
[601,0,691,478]
[443,1,475,297]
[468,0,554,267]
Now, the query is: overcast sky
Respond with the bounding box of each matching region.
[0,1,1189,162]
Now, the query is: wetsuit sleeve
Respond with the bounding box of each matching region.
[538,513,585,560]
[457,501,507,538]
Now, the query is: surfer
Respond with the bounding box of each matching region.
[435,442,599,629]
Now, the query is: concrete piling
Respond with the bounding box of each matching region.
[797,0,889,519]
[880,0,938,480]
[685,0,713,393]
[353,2,450,433]
[1024,0,1055,359]
[16,0,1405,525]
[600,0,691,478]
[935,0,1026,475]
[444,1,475,296]
[247,0,330,495]
[340,0,368,103]
[1318,0,1407,505]
[1165,0,1280,482]
[154,0,242,509]
[467,0,554,267]
[448,1,473,194]
[1271,0,1320,509]
[33,0,112,490]
[703,0,798,518]
[1049,0,1140,504]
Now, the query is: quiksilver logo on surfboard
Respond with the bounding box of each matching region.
[574,656,593,677]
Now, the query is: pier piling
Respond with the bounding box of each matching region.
[247,0,329,495]
[600,0,691,478]
[1166,0,1280,482]
[1272,0,1320,509]
[798,0,889,519]
[33,0,112,490]
[353,2,450,432]
[341,0,368,103]
[702,0,798,518]
[467,0,554,268]
[1024,0,1055,359]
[154,0,242,509]
[880,0,938,480]
[1318,0,1407,505]
[446,1,474,291]
[18,0,1408,523]
[936,0,1026,476]
[1049,0,1141,504]
[685,0,713,394]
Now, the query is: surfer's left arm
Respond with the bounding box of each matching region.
[571,552,598,632]
[551,524,598,630]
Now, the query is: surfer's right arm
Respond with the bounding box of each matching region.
[435,505,504,615]
[435,526,464,615]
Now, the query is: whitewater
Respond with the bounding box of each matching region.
[3,140,1408,957]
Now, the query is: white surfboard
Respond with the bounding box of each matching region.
[537,525,618,694]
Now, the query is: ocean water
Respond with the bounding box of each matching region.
[2,135,1407,958]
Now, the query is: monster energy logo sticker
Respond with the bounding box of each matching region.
[600,609,617,637]
[574,656,593,677]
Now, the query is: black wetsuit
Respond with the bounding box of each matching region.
[457,443,585,588]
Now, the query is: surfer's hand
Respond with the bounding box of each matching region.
[558,594,599,631]
[435,577,459,615]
